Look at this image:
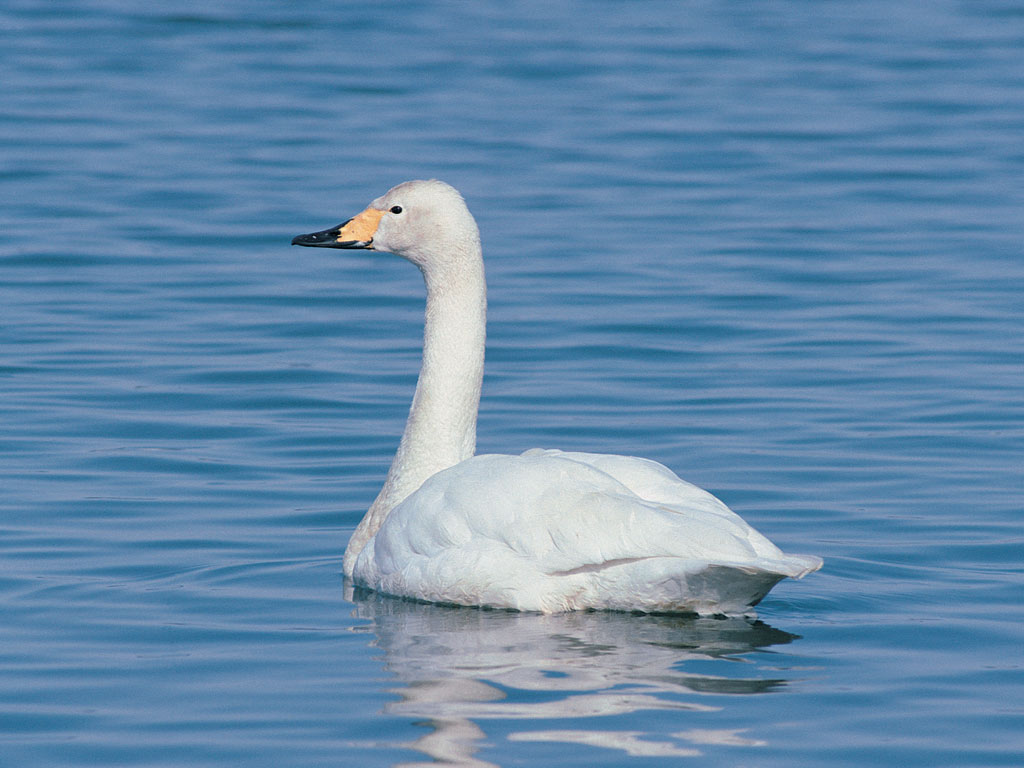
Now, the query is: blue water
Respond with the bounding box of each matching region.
[2,1,1022,765]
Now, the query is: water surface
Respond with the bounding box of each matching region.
[2,1,1022,766]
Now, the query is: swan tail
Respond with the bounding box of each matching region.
[558,554,823,615]
[772,553,824,579]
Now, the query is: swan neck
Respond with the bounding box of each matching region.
[406,262,487,470]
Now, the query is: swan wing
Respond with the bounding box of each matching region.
[353,451,821,614]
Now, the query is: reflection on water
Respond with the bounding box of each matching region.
[348,588,803,765]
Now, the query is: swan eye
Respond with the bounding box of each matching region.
[390,205,403,214]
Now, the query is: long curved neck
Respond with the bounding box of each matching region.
[344,252,486,576]
[389,262,487,496]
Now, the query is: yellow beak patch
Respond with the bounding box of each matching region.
[337,207,384,244]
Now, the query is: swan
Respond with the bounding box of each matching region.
[292,179,822,614]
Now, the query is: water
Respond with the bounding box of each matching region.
[2,1,1022,765]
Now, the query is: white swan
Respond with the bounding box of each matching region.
[292,179,822,614]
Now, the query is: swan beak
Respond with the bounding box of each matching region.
[291,207,384,249]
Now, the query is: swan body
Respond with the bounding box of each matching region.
[292,180,821,614]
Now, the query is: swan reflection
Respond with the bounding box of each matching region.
[348,588,803,765]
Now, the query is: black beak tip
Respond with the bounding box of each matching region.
[292,220,353,248]
[291,230,340,248]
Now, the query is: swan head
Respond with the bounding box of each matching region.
[292,179,481,273]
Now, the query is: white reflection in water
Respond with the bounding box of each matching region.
[348,587,802,765]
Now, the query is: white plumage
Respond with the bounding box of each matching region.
[292,179,821,614]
